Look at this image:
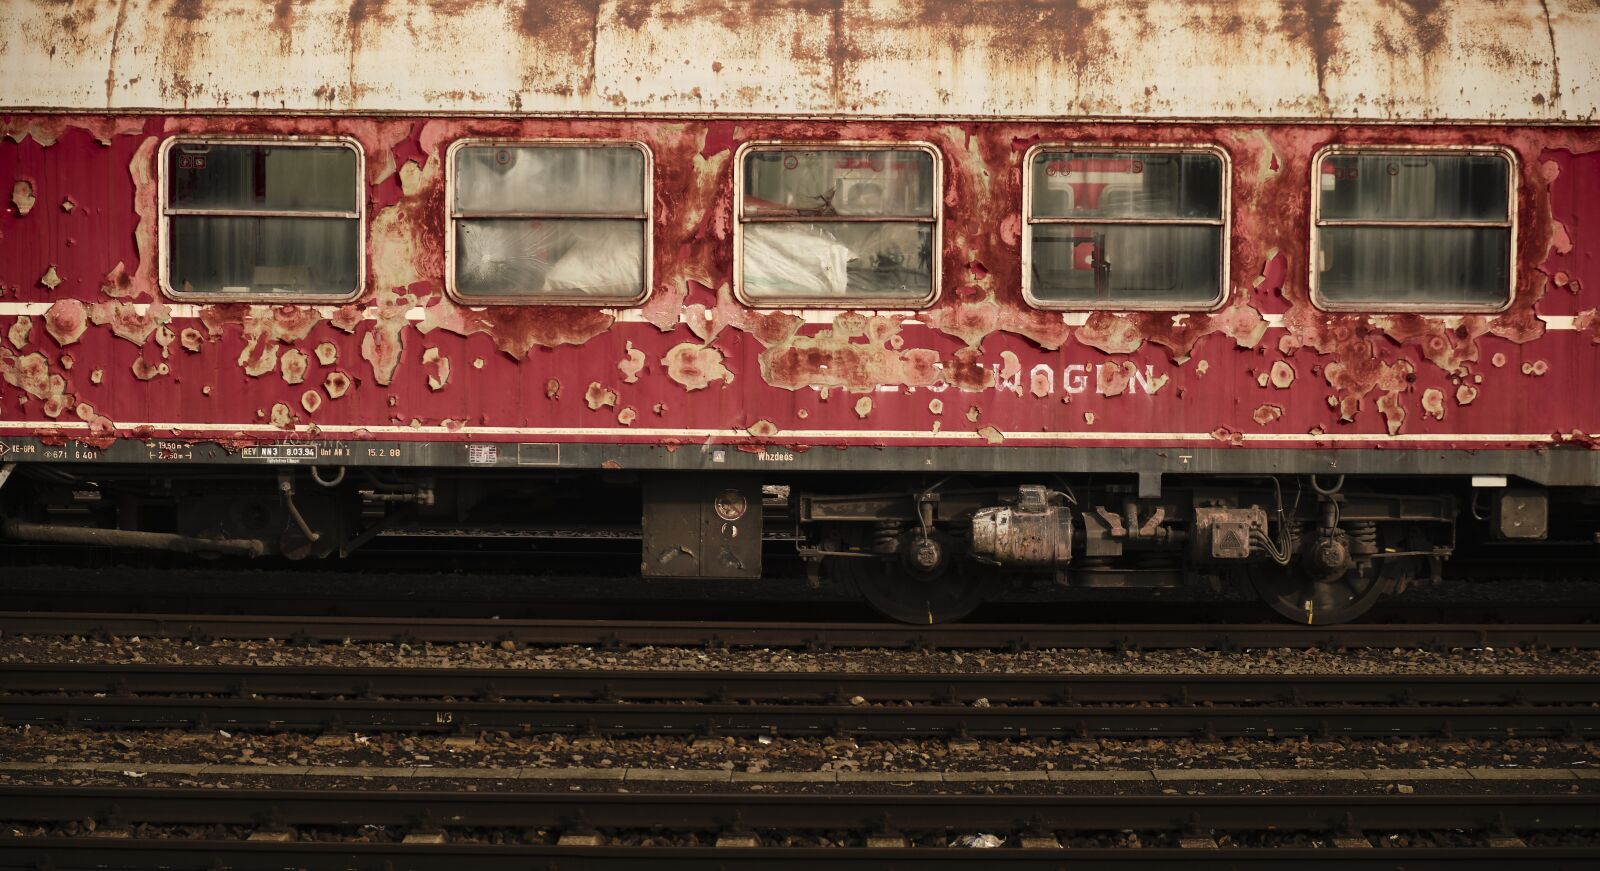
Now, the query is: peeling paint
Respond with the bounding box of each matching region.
[1252,404,1284,426]
[618,341,646,383]
[584,381,617,410]
[280,348,309,385]
[38,267,60,291]
[11,180,35,215]
[663,342,733,391]
[8,317,31,350]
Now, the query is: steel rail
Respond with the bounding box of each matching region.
[4,786,1597,834]
[2,789,1595,870]
[4,841,1593,870]
[4,611,1597,650]
[4,698,1594,740]
[5,663,1597,706]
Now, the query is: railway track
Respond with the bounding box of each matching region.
[1,786,1594,868]
[5,663,1596,739]
[5,611,1598,650]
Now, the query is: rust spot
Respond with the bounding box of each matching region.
[1195,360,1209,377]
[653,402,667,415]
[270,402,294,429]
[663,343,734,391]
[99,261,140,300]
[1269,360,1295,388]
[545,378,562,400]
[760,313,940,393]
[966,406,980,423]
[1456,383,1478,405]
[323,371,351,399]
[420,303,613,359]
[600,459,623,470]
[90,300,170,346]
[1421,387,1446,420]
[853,396,872,418]
[977,425,1004,445]
[584,381,617,410]
[58,354,73,370]
[1210,426,1243,446]
[1574,310,1600,344]
[8,317,31,350]
[280,348,309,385]
[1096,361,1132,397]
[1491,352,1508,367]
[90,368,103,385]
[746,419,779,438]
[928,398,944,415]
[330,305,363,333]
[618,341,646,383]
[60,197,74,213]
[360,287,416,386]
[315,342,338,365]
[1252,404,1283,426]
[1076,312,1144,355]
[422,347,450,391]
[1521,359,1549,376]
[1084,412,1096,426]
[1376,392,1406,436]
[11,180,35,215]
[39,266,60,290]
[617,406,637,426]
[131,357,166,381]
[301,390,323,414]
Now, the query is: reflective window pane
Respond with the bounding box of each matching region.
[455,219,645,299]
[1318,153,1509,221]
[743,150,934,218]
[742,222,933,300]
[1029,224,1222,305]
[1318,226,1510,306]
[169,216,360,296]
[167,144,357,213]
[455,145,645,216]
[1031,151,1221,220]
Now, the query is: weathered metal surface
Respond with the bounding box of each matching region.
[1,1,1597,122]
[0,114,1596,477]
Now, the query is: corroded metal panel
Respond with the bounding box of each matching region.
[0,114,1596,481]
[0,1,1595,122]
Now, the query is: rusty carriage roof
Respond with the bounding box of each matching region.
[1,0,1596,122]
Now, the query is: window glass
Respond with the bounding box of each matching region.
[738,147,938,303]
[743,150,934,218]
[1318,226,1510,306]
[450,143,649,301]
[1318,154,1509,221]
[167,144,357,213]
[1024,148,1226,307]
[1314,150,1513,309]
[1030,151,1221,220]
[455,219,645,298]
[455,145,644,215]
[164,141,361,298]
[1030,224,1222,304]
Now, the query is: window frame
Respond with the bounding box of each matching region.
[158,135,366,304]
[443,137,654,307]
[732,140,944,309]
[1309,144,1518,314]
[1021,142,1232,312]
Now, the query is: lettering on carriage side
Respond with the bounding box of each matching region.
[467,444,500,465]
[147,441,194,461]
[758,450,795,462]
[862,362,1168,398]
[243,441,352,463]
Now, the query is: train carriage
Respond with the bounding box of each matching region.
[1,0,1598,623]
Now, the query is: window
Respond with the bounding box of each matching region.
[160,138,363,300]
[1023,145,1228,309]
[446,140,651,304]
[1312,147,1515,310]
[735,143,940,306]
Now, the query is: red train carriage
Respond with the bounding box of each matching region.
[1,0,1598,623]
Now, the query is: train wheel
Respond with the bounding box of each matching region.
[1244,562,1399,625]
[834,557,989,624]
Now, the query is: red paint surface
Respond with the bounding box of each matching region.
[0,114,1596,452]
